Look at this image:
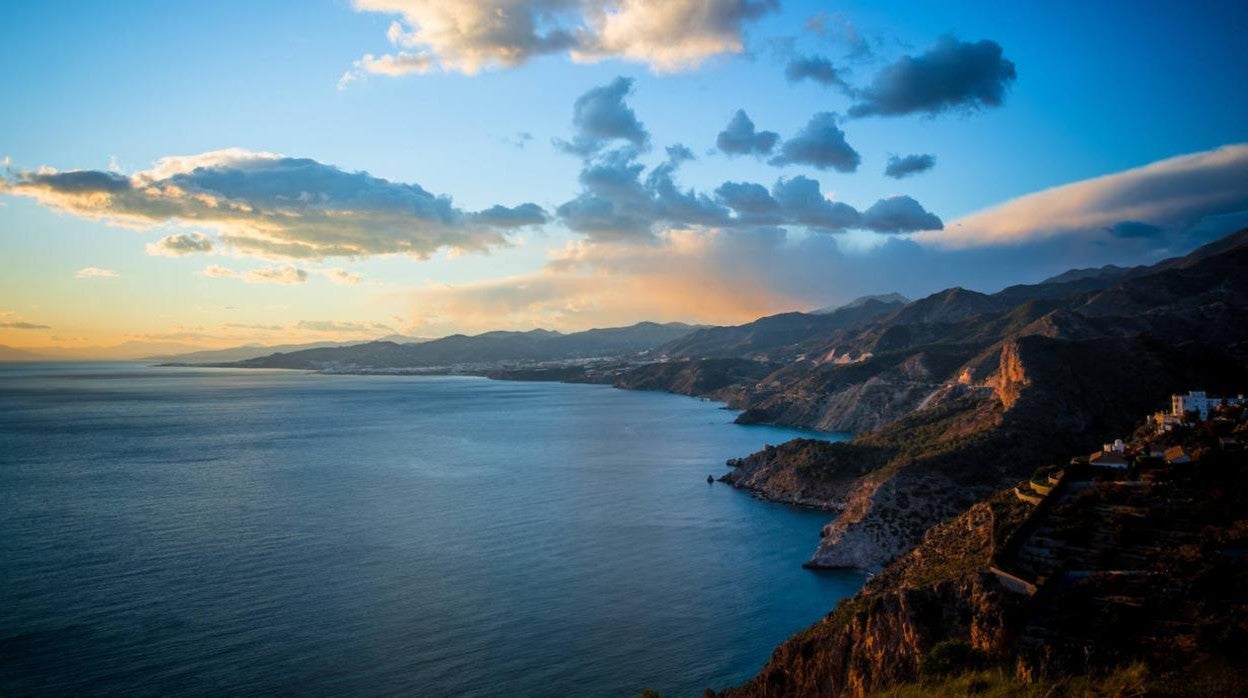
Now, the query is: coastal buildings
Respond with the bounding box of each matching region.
[1170,390,1247,421]
[1089,450,1130,469]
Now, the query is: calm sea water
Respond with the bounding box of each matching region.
[0,363,861,697]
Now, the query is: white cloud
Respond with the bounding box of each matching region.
[322,268,362,285]
[198,264,308,284]
[924,144,1248,248]
[146,232,215,256]
[200,264,237,279]
[244,265,309,285]
[575,0,776,73]
[342,0,775,83]
[2,149,546,262]
[75,267,118,279]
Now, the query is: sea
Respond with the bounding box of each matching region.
[0,363,862,697]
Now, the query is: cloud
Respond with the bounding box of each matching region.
[75,267,118,279]
[296,320,393,334]
[784,55,849,90]
[322,268,363,285]
[198,264,308,284]
[244,265,308,285]
[715,110,779,157]
[770,175,861,230]
[769,112,860,172]
[884,153,936,179]
[555,77,649,156]
[804,11,871,59]
[849,36,1016,117]
[860,195,943,233]
[344,0,775,81]
[714,181,780,221]
[200,264,236,279]
[343,1,577,81]
[471,202,550,227]
[2,148,546,261]
[923,144,1248,248]
[146,232,215,256]
[575,0,778,73]
[0,321,51,330]
[339,52,434,88]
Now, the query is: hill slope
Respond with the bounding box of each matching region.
[630,228,1248,571]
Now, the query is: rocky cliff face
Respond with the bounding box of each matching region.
[723,445,1248,697]
[722,491,1033,697]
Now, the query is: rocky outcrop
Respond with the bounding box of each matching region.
[719,439,890,509]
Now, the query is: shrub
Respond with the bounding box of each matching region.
[920,640,983,678]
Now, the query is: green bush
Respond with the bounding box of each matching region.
[920,640,983,678]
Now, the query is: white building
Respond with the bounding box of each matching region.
[1170,391,1247,421]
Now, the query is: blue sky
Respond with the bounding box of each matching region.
[2,1,1247,356]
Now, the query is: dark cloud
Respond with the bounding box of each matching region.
[715,181,780,219]
[884,153,937,179]
[22,170,130,194]
[0,321,51,330]
[716,110,779,157]
[555,77,649,157]
[784,55,849,91]
[771,176,861,230]
[1106,220,1164,239]
[849,36,1016,117]
[556,148,656,241]
[861,195,944,233]
[472,203,549,227]
[769,112,860,172]
[665,144,695,165]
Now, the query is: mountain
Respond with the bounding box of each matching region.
[621,228,1248,572]
[1040,263,1136,285]
[811,292,910,314]
[0,345,51,361]
[657,296,907,362]
[146,337,425,363]
[225,322,702,370]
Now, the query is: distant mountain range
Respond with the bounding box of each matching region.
[146,336,425,363]
[0,345,49,362]
[220,322,703,370]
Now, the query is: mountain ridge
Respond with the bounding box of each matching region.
[221,321,704,370]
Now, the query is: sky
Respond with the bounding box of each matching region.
[2,0,1247,357]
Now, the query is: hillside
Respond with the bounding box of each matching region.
[719,412,1248,697]
[640,228,1248,571]
[223,322,701,370]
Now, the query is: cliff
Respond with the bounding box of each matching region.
[722,435,1248,697]
[719,439,889,509]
